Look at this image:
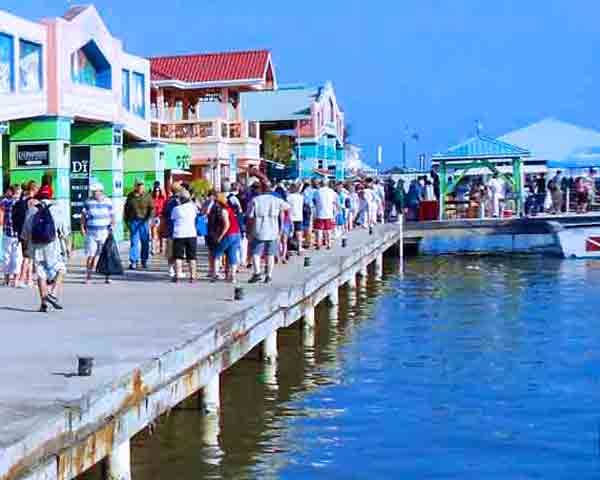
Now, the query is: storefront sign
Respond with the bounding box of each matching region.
[70,146,91,232]
[17,144,49,167]
[230,153,237,182]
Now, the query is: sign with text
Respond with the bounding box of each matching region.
[17,144,49,167]
[70,146,91,232]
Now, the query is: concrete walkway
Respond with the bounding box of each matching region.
[0,224,400,480]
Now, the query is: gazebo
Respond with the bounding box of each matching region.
[432,134,530,219]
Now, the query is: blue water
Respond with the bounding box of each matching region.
[270,257,600,479]
[83,256,600,479]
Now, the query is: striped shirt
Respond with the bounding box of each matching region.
[82,198,113,231]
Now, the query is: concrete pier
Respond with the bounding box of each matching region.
[0,225,399,480]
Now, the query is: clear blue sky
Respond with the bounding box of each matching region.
[4,0,599,167]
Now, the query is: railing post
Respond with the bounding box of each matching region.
[398,213,404,274]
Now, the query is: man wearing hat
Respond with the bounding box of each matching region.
[124,180,154,269]
[81,182,115,284]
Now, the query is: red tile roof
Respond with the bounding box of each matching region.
[150,50,271,84]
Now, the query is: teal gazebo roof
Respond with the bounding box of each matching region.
[433,135,530,161]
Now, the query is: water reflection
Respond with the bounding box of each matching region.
[79,255,600,479]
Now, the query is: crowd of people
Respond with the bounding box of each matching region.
[0,171,390,313]
[386,166,599,220]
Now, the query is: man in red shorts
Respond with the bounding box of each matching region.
[313,179,338,250]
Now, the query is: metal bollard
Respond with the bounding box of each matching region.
[234,286,245,301]
[78,357,94,376]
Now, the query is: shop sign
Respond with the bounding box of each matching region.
[113,126,123,146]
[17,144,49,167]
[70,146,91,232]
[176,153,190,170]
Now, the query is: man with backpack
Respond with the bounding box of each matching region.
[13,180,39,288]
[21,189,70,312]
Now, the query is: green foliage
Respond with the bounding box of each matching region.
[263,132,294,166]
[190,178,212,198]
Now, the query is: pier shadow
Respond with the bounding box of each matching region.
[0,306,40,313]
[51,372,79,378]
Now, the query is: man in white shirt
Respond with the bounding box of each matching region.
[488,174,505,218]
[247,182,290,284]
[314,179,338,249]
[287,183,305,255]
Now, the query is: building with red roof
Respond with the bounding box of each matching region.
[149,50,277,185]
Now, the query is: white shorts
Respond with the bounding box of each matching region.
[2,236,23,275]
[85,230,109,258]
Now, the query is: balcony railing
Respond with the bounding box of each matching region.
[151,118,259,142]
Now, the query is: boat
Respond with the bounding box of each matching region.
[551,221,600,258]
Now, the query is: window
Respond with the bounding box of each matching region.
[0,33,14,93]
[19,40,42,92]
[132,72,145,118]
[71,40,111,89]
[122,69,130,110]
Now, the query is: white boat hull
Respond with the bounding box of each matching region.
[555,225,600,258]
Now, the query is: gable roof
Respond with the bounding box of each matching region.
[433,134,530,160]
[240,84,320,122]
[499,118,600,162]
[150,50,273,87]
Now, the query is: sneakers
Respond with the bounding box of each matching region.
[129,263,136,270]
[264,275,272,284]
[39,303,48,313]
[45,294,63,310]
[248,274,263,284]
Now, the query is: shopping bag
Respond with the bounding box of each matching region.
[96,233,124,276]
[196,214,208,237]
[240,235,248,264]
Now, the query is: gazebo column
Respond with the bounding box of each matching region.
[439,160,447,220]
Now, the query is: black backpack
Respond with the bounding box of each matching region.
[31,204,57,245]
[207,204,225,242]
[12,198,28,236]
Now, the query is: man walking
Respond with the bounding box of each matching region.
[81,183,115,284]
[124,180,154,270]
[247,181,290,284]
[21,189,70,312]
[314,179,338,249]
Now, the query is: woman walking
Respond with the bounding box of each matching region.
[151,182,166,255]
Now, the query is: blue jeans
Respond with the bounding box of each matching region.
[128,219,150,265]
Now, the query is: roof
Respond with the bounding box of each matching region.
[548,147,600,169]
[240,85,321,122]
[63,5,91,21]
[433,134,530,160]
[499,118,600,162]
[150,50,272,85]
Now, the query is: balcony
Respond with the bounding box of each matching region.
[151,116,261,162]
